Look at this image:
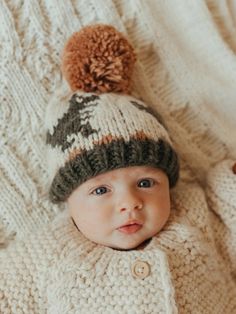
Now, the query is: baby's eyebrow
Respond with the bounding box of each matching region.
[137,169,160,175]
[85,176,108,186]
[138,171,163,180]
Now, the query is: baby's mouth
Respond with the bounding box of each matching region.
[117,221,142,234]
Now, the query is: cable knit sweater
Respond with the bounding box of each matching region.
[0,159,236,314]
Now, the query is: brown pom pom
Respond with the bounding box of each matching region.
[61,24,136,93]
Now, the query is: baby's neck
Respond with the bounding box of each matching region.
[112,238,152,251]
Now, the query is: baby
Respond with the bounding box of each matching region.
[47,84,177,252]
[1,24,236,314]
[68,165,170,251]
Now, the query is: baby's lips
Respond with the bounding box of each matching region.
[117,223,142,234]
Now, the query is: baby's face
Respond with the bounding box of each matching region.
[67,166,170,250]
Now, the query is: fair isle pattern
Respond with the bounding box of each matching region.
[45,91,179,202]
[1,160,236,313]
[46,92,170,155]
[1,1,236,241]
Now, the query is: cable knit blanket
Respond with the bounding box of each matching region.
[1,0,236,245]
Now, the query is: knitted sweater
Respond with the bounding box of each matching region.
[1,159,236,314]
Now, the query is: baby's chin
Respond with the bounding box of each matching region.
[104,237,152,251]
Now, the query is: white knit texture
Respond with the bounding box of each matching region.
[1,0,236,243]
[1,160,236,313]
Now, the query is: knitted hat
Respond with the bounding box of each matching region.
[46,24,179,203]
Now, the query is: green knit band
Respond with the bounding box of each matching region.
[49,138,179,203]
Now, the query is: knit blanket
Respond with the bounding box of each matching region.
[1,0,236,245]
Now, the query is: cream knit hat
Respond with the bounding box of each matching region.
[45,24,179,203]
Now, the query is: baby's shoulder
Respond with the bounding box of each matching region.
[170,181,211,237]
[171,181,207,216]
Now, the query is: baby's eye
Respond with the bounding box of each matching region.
[91,186,109,195]
[138,178,155,188]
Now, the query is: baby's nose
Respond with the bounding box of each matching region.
[118,193,143,212]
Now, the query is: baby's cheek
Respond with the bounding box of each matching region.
[151,204,170,228]
[84,207,111,229]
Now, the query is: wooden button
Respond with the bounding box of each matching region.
[131,260,150,279]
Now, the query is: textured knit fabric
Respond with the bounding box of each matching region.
[1,159,236,313]
[46,91,179,203]
[1,0,236,244]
